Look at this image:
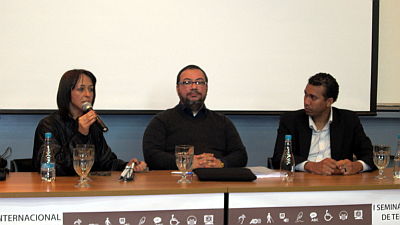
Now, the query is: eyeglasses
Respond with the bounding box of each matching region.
[177,80,208,86]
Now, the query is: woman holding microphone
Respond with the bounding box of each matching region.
[32,69,146,176]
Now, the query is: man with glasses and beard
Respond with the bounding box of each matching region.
[142,65,248,170]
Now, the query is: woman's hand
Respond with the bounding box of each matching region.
[78,110,97,135]
[127,158,147,172]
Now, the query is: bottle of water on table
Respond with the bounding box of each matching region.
[41,132,56,182]
[280,135,295,182]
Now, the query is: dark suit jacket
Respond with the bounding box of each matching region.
[272,107,376,171]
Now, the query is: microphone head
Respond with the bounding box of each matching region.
[82,102,93,112]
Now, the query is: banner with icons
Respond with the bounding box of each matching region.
[1,190,399,224]
[64,209,223,225]
[0,193,224,225]
[229,189,400,225]
[230,204,371,224]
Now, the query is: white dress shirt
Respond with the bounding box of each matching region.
[296,108,370,172]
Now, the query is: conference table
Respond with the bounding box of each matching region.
[0,168,399,225]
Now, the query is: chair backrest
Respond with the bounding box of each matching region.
[267,157,274,169]
[10,158,33,172]
[388,155,395,168]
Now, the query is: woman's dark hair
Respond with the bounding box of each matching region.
[56,69,96,119]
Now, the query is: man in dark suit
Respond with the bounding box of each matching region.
[272,73,376,175]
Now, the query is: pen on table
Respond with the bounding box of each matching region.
[171,171,193,174]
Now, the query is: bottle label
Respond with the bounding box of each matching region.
[41,163,54,169]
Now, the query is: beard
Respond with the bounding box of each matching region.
[179,90,207,113]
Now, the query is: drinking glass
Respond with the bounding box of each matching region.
[73,145,95,187]
[373,145,390,179]
[175,145,194,183]
[76,144,95,182]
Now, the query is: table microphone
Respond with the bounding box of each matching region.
[82,102,108,132]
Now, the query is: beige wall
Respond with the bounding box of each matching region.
[378,0,400,104]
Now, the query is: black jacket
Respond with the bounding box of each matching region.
[272,107,376,171]
[32,111,127,176]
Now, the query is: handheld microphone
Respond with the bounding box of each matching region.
[82,102,108,132]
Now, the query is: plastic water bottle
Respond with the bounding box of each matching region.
[280,135,295,182]
[393,134,400,179]
[41,132,56,182]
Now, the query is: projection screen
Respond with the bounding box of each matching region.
[0,0,378,114]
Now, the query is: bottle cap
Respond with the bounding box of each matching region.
[45,133,52,138]
[285,135,292,140]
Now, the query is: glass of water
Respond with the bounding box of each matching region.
[76,144,95,181]
[175,145,194,183]
[73,145,95,187]
[373,145,390,179]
